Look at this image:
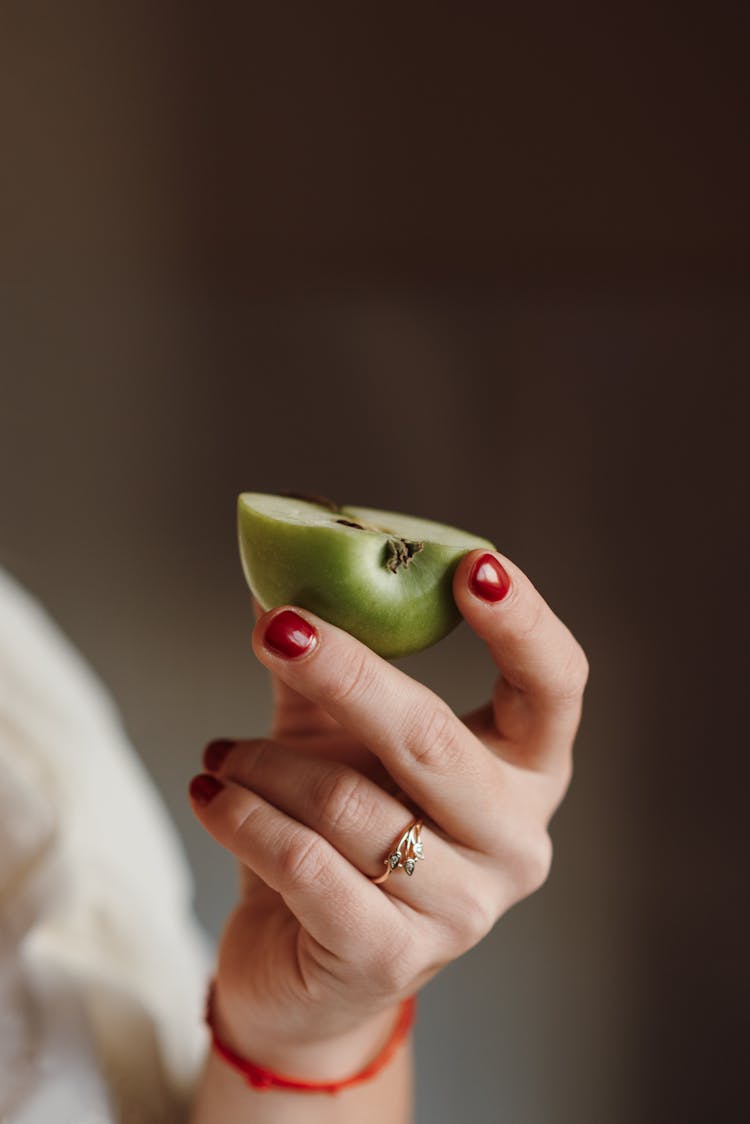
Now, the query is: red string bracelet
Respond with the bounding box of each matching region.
[204,982,417,1095]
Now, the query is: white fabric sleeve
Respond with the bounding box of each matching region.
[0,567,212,1122]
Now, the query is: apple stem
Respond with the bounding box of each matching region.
[385,538,425,573]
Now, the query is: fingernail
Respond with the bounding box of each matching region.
[469,553,511,602]
[189,773,224,806]
[264,609,318,659]
[203,738,235,772]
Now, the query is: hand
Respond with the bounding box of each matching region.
[189,549,588,1080]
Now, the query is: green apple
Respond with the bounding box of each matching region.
[238,492,494,659]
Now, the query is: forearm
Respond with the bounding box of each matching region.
[190,1004,414,1124]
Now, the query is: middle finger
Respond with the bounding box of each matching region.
[204,737,504,924]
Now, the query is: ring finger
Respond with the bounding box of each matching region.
[202,737,501,926]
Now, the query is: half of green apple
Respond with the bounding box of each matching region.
[238,492,494,659]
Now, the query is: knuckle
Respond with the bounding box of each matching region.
[365,941,417,994]
[314,767,373,835]
[228,799,263,853]
[278,831,332,892]
[466,893,498,944]
[516,830,554,897]
[515,594,547,642]
[445,888,498,950]
[236,737,273,772]
[327,648,377,708]
[569,644,591,693]
[548,642,590,704]
[403,698,465,773]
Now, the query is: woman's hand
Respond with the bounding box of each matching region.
[189,549,588,1082]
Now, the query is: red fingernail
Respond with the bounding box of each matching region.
[189,773,224,806]
[203,738,235,772]
[469,553,511,602]
[264,609,318,659]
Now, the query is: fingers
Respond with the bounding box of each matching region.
[201,737,495,921]
[269,673,341,739]
[188,771,400,962]
[191,741,552,960]
[251,609,507,851]
[452,550,590,772]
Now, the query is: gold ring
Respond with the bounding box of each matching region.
[371,820,424,884]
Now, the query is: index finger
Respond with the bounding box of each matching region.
[252,596,340,739]
[250,607,506,852]
[453,550,589,773]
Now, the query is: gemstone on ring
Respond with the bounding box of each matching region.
[370,819,425,884]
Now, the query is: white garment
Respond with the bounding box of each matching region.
[0,568,211,1122]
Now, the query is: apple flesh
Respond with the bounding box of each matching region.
[238,492,494,659]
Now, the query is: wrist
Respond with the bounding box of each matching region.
[208,981,413,1087]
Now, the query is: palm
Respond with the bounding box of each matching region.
[215,694,387,1024]
[216,653,488,1026]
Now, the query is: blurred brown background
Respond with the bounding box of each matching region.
[2,4,748,1122]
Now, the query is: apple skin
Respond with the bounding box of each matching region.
[238,494,495,660]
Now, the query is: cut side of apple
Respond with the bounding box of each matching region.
[238,492,495,659]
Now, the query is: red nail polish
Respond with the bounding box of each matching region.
[203,738,234,772]
[469,553,511,602]
[189,773,224,806]
[264,609,318,659]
